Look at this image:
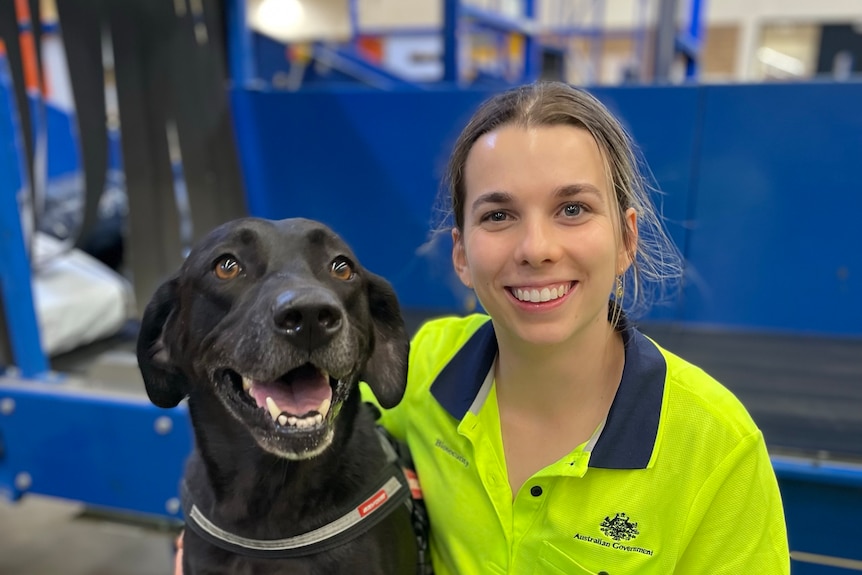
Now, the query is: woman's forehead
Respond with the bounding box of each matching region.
[465,124,612,195]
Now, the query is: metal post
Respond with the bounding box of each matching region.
[631,0,648,83]
[442,0,459,84]
[685,0,704,79]
[522,0,539,82]
[226,0,257,87]
[0,43,49,378]
[588,0,606,85]
[652,0,678,83]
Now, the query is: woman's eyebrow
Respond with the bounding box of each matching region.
[470,191,513,214]
[555,183,604,200]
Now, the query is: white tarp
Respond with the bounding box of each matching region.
[30,232,135,356]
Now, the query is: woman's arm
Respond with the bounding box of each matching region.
[675,431,790,573]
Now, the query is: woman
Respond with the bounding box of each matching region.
[174,82,790,574]
[372,82,789,574]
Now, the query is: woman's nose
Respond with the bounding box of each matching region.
[514,220,562,267]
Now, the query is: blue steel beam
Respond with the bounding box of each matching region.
[312,44,424,91]
[773,457,862,490]
[775,457,862,574]
[683,0,705,79]
[459,3,537,35]
[0,44,49,379]
[442,0,459,84]
[522,0,540,83]
[0,376,191,521]
[226,0,258,87]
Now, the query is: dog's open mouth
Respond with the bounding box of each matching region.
[242,363,334,429]
[219,363,347,440]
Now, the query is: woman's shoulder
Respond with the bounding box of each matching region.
[405,314,491,386]
[647,336,762,440]
[411,314,491,355]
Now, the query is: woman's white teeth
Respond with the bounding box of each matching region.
[264,395,328,428]
[514,284,569,302]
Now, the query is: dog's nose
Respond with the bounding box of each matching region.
[272,290,343,350]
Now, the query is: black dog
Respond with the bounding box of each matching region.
[137,217,419,574]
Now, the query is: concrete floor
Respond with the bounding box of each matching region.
[0,495,178,575]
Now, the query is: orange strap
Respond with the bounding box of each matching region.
[14,0,41,92]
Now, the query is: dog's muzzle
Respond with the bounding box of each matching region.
[217,363,351,460]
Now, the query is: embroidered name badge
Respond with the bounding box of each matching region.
[434,438,469,467]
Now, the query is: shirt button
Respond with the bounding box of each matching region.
[598,572,610,575]
[530,485,543,497]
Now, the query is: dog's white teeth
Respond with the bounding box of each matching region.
[279,414,323,429]
[267,399,326,429]
[265,396,281,421]
[242,376,252,392]
[318,397,331,418]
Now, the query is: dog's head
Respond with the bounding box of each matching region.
[136,217,409,460]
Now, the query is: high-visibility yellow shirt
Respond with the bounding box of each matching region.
[364,314,790,574]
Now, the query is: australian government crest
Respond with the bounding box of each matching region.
[573,513,654,556]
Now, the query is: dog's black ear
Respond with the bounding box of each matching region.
[136,277,189,408]
[361,271,410,409]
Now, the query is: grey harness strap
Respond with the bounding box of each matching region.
[181,430,411,559]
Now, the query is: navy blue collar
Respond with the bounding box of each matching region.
[430,316,666,470]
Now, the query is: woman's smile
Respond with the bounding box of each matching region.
[507,281,576,305]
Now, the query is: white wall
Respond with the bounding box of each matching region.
[356,0,862,30]
[357,0,441,29]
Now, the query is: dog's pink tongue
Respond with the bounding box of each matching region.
[250,371,332,416]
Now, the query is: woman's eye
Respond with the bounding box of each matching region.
[563,203,583,217]
[483,210,508,223]
[214,256,242,280]
[331,258,355,281]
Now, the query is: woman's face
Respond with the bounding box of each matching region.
[452,124,636,349]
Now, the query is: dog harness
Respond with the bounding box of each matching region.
[180,422,431,573]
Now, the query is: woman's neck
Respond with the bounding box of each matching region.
[493,315,625,419]
[493,313,627,495]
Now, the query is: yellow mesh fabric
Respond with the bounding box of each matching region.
[362,315,790,574]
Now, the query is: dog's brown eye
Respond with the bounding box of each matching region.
[330,258,355,281]
[214,256,242,280]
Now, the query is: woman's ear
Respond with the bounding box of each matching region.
[451,227,473,288]
[617,207,639,273]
